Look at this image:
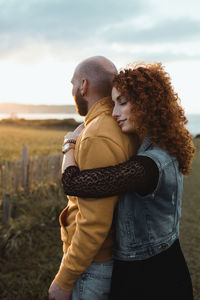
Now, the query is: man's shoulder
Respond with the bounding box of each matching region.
[80,113,139,155]
[83,113,125,140]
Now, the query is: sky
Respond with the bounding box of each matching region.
[0,0,200,113]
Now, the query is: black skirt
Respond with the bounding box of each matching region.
[110,239,193,300]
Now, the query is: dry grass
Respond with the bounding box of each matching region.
[0,119,81,162]
[0,124,66,162]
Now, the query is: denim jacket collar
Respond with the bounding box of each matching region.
[137,136,152,153]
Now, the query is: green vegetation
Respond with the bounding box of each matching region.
[0,118,79,129]
[0,183,66,300]
[0,123,199,299]
[180,138,200,300]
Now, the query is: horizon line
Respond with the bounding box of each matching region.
[0,102,200,115]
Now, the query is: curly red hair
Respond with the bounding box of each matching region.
[113,63,195,175]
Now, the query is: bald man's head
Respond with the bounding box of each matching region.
[75,56,117,98]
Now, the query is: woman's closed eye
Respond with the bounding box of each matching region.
[119,101,127,106]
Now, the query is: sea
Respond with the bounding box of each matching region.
[0,113,199,136]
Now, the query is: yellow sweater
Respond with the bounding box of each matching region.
[55,97,139,291]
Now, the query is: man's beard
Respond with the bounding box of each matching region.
[74,88,88,116]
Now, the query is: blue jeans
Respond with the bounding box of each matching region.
[60,255,113,300]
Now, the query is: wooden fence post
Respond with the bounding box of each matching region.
[5,162,8,194]
[21,146,28,189]
[2,194,12,226]
[0,152,63,202]
[28,158,32,190]
[0,164,3,197]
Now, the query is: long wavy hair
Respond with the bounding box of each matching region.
[113,63,195,175]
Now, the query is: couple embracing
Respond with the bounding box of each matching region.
[49,56,195,300]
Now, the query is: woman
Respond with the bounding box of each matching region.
[61,63,195,300]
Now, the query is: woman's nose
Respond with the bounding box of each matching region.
[112,105,119,118]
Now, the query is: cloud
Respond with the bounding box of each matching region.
[0,0,144,42]
[98,42,200,65]
[0,0,145,61]
[0,0,200,62]
[103,18,200,44]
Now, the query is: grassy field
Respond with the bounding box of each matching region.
[0,119,80,162]
[180,138,200,300]
[0,121,71,299]
[0,123,199,299]
[0,183,66,300]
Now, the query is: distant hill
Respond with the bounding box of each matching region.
[0,103,76,114]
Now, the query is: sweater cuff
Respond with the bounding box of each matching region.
[54,264,78,291]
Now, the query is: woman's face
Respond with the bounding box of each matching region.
[112,87,135,133]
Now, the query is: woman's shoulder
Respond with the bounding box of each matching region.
[138,142,177,169]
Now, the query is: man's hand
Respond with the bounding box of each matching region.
[48,281,72,300]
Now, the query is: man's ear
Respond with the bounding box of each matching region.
[81,79,88,96]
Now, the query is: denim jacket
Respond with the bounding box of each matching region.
[113,137,183,261]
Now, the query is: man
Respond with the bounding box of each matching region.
[49,56,138,300]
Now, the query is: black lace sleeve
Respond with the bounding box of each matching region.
[61,155,159,198]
